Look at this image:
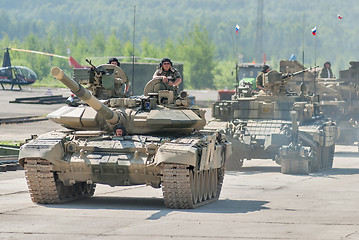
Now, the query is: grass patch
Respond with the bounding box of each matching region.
[32,77,65,88]
[0,140,24,146]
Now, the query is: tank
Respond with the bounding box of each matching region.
[280,60,359,145]
[206,68,336,174]
[18,65,231,209]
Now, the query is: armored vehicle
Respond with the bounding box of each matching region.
[18,64,231,209]
[218,63,265,101]
[281,60,359,144]
[206,68,336,174]
[237,62,265,91]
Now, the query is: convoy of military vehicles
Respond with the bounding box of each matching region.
[12,52,359,208]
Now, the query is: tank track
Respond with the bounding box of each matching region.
[162,163,224,209]
[24,158,95,204]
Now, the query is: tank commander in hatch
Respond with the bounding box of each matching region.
[114,125,126,137]
[319,61,334,78]
[256,65,270,91]
[153,57,182,88]
[108,57,120,67]
[108,57,130,94]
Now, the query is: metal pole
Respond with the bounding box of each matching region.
[131,4,136,95]
[314,34,317,95]
[302,12,305,84]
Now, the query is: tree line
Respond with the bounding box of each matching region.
[1,0,359,89]
[1,24,233,89]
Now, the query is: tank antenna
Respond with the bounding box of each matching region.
[302,11,305,85]
[232,25,239,95]
[131,3,136,95]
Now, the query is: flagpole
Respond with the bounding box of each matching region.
[233,25,240,95]
[314,32,317,95]
[131,3,136,95]
[302,12,305,85]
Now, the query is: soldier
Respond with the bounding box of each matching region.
[153,57,182,88]
[108,57,129,94]
[114,125,126,137]
[65,93,78,107]
[108,57,120,67]
[256,65,270,91]
[319,62,334,78]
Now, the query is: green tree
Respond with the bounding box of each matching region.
[212,60,236,90]
[178,25,215,89]
[161,39,180,61]
[140,37,160,61]
[105,32,123,57]
[91,31,106,55]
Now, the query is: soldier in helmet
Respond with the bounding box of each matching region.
[319,61,334,78]
[153,57,182,88]
[108,57,130,94]
[256,65,270,91]
[108,57,120,67]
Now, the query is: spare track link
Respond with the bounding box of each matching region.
[24,158,95,204]
[162,163,224,209]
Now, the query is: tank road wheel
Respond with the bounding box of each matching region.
[209,169,218,198]
[75,182,85,196]
[162,164,223,209]
[198,171,205,202]
[216,167,225,198]
[85,183,96,196]
[55,181,68,201]
[23,158,96,204]
[203,170,210,201]
[190,170,199,205]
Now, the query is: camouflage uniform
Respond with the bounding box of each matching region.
[153,67,181,84]
[153,66,181,94]
[256,72,265,89]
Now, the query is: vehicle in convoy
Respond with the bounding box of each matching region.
[218,62,265,101]
[280,60,359,145]
[206,66,336,174]
[237,62,265,90]
[18,63,231,209]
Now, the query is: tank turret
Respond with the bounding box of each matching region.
[49,67,205,135]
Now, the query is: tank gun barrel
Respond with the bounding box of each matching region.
[50,67,119,125]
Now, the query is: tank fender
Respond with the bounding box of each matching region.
[154,143,198,167]
[18,139,65,167]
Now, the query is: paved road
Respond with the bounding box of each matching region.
[1,151,359,239]
[1,87,359,239]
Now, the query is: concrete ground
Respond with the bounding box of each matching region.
[1,152,359,240]
[0,87,359,239]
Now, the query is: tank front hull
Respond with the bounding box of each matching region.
[19,129,230,208]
